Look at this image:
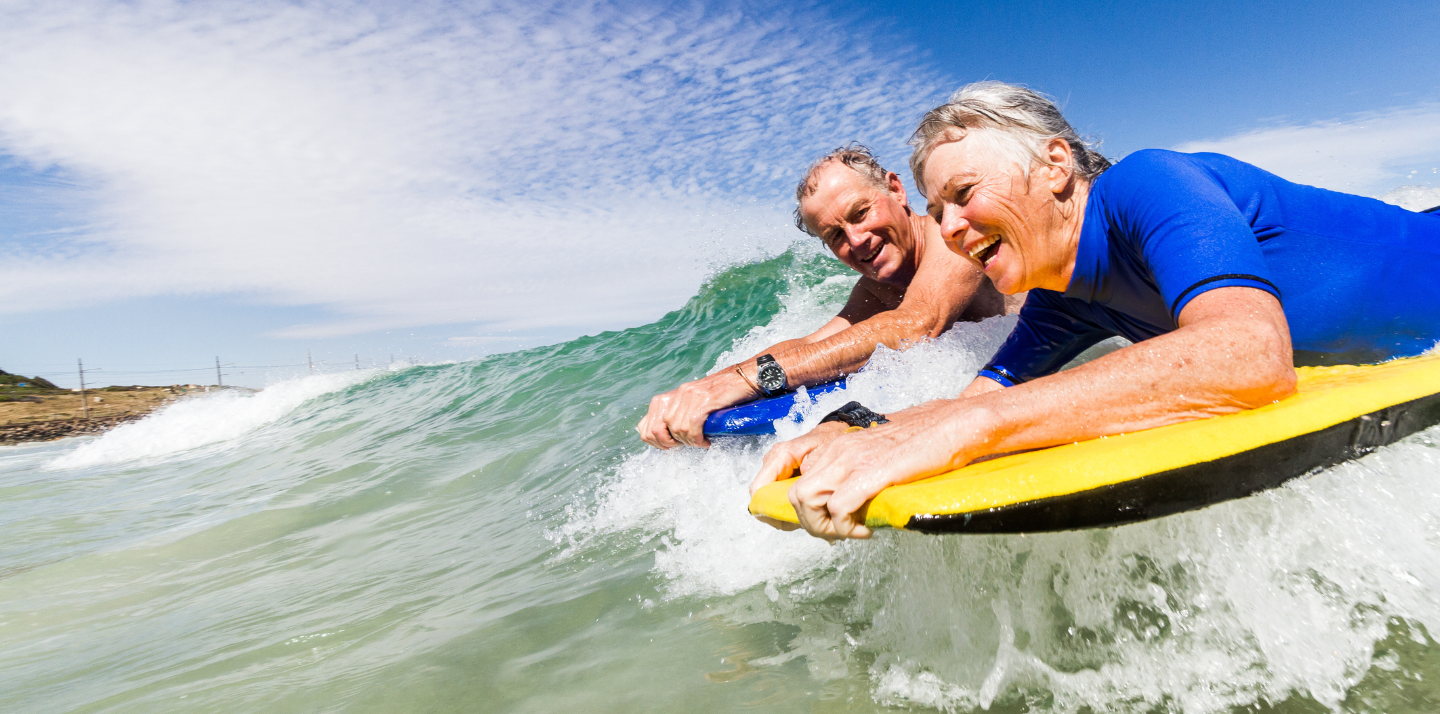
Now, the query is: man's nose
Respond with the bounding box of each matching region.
[843,224,868,248]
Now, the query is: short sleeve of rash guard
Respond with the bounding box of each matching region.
[980,291,1114,386]
[1109,151,1281,318]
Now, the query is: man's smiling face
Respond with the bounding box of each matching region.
[798,162,919,286]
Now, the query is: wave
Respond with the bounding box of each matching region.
[10,245,1440,713]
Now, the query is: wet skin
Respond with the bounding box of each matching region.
[753,132,1297,540]
[637,162,1005,450]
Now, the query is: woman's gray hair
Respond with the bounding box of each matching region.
[908,81,1110,196]
[793,143,890,235]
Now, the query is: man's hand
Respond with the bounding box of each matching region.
[637,369,757,449]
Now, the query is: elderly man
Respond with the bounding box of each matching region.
[755,82,1440,539]
[638,145,1015,449]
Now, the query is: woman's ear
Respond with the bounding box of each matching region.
[1044,137,1074,194]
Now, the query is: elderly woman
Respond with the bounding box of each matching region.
[753,81,1440,540]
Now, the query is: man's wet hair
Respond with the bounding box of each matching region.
[793,143,891,236]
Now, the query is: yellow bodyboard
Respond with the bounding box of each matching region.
[749,354,1440,533]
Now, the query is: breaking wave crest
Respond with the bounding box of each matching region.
[48,372,373,469]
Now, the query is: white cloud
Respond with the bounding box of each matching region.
[1172,104,1440,197]
[0,0,942,337]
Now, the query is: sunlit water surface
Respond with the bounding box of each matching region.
[5,248,1440,713]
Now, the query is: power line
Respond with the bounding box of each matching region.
[11,353,408,384]
[23,362,313,377]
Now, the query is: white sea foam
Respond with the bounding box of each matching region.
[556,443,840,597]
[858,434,1440,713]
[555,272,852,596]
[47,372,370,470]
[568,271,1440,712]
[1379,184,1440,211]
[771,315,1019,442]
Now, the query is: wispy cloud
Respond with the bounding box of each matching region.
[1172,104,1440,198]
[0,0,944,338]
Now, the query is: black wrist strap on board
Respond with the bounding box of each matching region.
[819,401,890,428]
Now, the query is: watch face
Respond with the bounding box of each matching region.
[758,364,786,393]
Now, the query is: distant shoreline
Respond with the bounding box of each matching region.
[0,384,233,446]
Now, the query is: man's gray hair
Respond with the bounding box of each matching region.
[908,81,1111,196]
[793,143,890,235]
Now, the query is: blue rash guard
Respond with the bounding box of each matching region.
[979,150,1440,388]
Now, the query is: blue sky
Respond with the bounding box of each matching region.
[882,0,1440,149]
[2,0,1438,388]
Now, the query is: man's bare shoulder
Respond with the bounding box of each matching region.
[852,275,905,311]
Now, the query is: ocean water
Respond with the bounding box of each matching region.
[5,247,1440,713]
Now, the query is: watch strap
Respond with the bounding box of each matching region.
[755,354,787,397]
[819,401,889,428]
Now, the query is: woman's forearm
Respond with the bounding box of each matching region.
[931,287,1296,466]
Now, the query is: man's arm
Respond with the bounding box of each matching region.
[638,249,993,449]
[741,240,997,393]
[636,282,884,450]
[757,287,1296,538]
[758,266,983,386]
[737,286,887,368]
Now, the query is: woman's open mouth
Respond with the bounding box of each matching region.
[968,235,1001,268]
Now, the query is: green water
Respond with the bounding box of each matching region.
[5,249,1440,713]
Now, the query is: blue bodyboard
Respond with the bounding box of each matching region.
[702,380,848,436]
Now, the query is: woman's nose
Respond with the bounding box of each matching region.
[940,205,970,240]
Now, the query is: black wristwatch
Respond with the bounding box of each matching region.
[755,354,787,397]
[819,401,890,428]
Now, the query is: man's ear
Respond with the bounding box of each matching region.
[885,171,908,203]
[1043,137,1074,195]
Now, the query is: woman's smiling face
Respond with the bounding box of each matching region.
[921,130,1075,294]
